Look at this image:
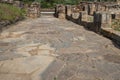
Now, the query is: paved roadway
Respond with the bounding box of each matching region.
[0,16,120,80]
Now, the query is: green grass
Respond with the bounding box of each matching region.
[0,3,25,21]
[112,19,120,31]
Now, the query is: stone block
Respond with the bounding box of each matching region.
[101,12,112,26]
[80,11,88,22]
[94,12,112,28]
[57,5,66,19]
[72,12,80,19]
[27,2,40,18]
[58,13,66,19]
[88,3,96,15]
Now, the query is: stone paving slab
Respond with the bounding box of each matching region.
[0,56,54,74]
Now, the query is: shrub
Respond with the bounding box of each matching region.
[0,3,25,21]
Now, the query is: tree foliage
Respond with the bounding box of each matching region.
[20,0,117,8]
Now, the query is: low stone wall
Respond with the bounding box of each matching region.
[55,2,120,44]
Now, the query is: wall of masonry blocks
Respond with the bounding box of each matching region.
[55,1,120,44]
[55,1,120,32]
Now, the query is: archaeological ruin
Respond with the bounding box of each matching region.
[55,0,120,44]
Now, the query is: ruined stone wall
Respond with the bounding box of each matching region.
[55,1,120,43]
[55,1,120,31]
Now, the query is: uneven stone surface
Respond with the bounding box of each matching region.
[0,15,120,80]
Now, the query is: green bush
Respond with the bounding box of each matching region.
[0,3,25,21]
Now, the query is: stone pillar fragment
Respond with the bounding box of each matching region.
[27,2,40,18]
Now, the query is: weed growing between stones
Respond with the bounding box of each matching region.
[112,19,120,31]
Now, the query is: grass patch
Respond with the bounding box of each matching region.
[0,3,25,21]
[112,19,120,31]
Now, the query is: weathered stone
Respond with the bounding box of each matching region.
[101,12,112,28]
[72,13,80,19]
[80,11,88,22]
[27,2,40,18]
[0,56,54,74]
[88,3,96,15]
[0,14,120,80]
[85,4,88,12]
[57,5,66,19]
[94,12,112,28]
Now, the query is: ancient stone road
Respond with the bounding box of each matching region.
[0,16,120,80]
